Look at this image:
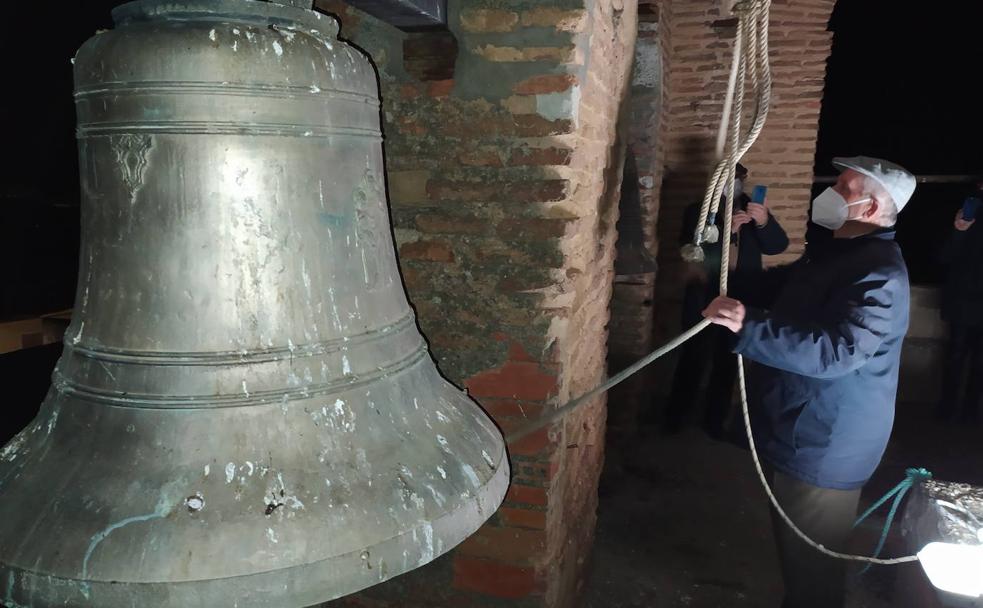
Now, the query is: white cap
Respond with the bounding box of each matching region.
[832,156,917,212]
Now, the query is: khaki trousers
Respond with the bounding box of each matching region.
[768,469,862,608]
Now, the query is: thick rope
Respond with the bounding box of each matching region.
[715,30,742,160]
[737,358,921,566]
[505,318,711,443]
[504,0,925,568]
[697,22,743,246]
[688,0,772,256]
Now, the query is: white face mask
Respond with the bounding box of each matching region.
[811,188,870,230]
[734,178,745,197]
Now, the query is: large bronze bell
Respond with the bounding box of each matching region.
[0,1,509,606]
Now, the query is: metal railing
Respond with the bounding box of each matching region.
[814,175,979,185]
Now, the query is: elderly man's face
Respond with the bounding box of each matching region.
[830,169,875,224]
[832,170,868,203]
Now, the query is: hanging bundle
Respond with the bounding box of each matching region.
[680,0,773,276]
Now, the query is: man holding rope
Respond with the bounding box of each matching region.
[703,157,916,608]
[665,162,788,438]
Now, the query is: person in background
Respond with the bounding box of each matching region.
[937,176,983,424]
[663,163,789,437]
[703,156,916,608]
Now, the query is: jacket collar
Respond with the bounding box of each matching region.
[805,223,896,258]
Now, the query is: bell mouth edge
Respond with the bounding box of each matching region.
[0,455,509,608]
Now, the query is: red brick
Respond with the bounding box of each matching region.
[403,31,458,81]
[498,507,548,530]
[399,240,455,263]
[515,460,561,483]
[399,83,422,99]
[513,74,577,95]
[426,180,492,202]
[512,115,574,136]
[395,117,427,136]
[427,179,567,203]
[479,398,545,420]
[497,218,570,239]
[427,79,455,97]
[507,426,556,457]
[415,214,488,235]
[429,331,483,351]
[505,484,548,507]
[507,340,536,363]
[466,361,558,401]
[331,596,389,608]
[400,266,421,289]
[452,557,544,598]
[458,147,504,167]
[457,526,547,563]
[437,115,574,138]
[496,274,551,293]
[508,146,573,166]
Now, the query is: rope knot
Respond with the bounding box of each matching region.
[680,244,705,263]
[702,217,720,244]
[905,467,933,483]
[731,0,768,15]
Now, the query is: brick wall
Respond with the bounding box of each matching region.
[314,0,637,604]
[652,0,837,341]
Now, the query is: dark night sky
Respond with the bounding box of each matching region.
[1,1,118,205]
[816,0,983,282]
[0,0,980,316]
[817,0,983,175]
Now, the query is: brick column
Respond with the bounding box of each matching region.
[652,0,837,346]
[315,0,637,604]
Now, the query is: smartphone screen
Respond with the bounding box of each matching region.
[963,197,981,221]
[752,185,768,204]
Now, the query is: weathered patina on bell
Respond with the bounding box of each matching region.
[0,1,508,606]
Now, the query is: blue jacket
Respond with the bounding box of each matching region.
[733,229,910,490]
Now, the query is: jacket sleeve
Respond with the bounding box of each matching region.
[733,261,904,379]
[751,213,789,256]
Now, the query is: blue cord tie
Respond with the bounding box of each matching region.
[853,467,932,574]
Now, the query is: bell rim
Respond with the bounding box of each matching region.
[0,452,509,607]
[0,361,512,597]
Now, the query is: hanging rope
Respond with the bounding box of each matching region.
[736,360,922,566]
[508,0,769,444]
[505,318,711,443]
[504,0,926,568]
